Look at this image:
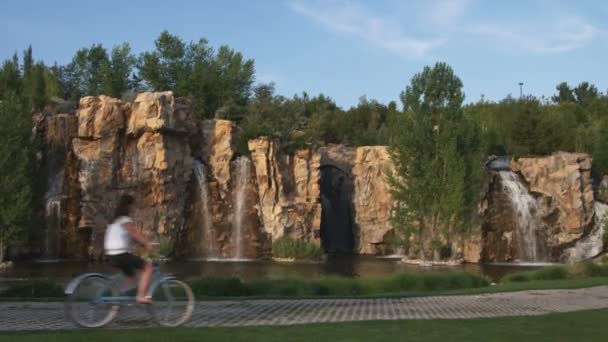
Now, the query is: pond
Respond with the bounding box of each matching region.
[0,255,545,284]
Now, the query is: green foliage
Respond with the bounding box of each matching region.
[189,272,488,298]
[552,82,576,104]
[139,31,255,118]
[388,62,483,259]
[0,280,64,298]
[0,93,34,261]
[189,277,250,297]
[502,263,608,283]
[102,43,137,98]
[271,237,323,260]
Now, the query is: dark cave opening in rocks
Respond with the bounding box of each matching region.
[320,165,355,254]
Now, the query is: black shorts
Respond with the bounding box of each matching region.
[108,253,144,277]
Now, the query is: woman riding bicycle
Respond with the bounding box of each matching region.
[104,194,154,304]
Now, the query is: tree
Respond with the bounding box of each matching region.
[573,81,599,107]
[102,43,137,98]
[388,62,481,260]
[0,54,22,98]
[139,31,255,118]
[63,44,110,102]
[0,93,33,261]
[139,31,190,94]
[22,46,33,81]
[30,62,47,112]
[552,82,575,104]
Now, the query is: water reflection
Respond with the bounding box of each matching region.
[0,256,543,284]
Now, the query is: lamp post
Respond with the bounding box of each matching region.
[519,82,523,98]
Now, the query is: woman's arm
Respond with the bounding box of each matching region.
[125,223,151,250]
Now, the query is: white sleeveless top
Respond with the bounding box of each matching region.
[104,216,133,255]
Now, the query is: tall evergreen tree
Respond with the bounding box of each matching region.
[388,62,481,260]
[102,43,137,98]
[0,93,33,261]
[552,82,575,104]
[139,31,255,118]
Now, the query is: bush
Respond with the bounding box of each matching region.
[0,280,64,298]
[189,277,250,297]
[272,237,323,260]
[502,263,608,283]
[531,266,569,281]
[189,272,489,298]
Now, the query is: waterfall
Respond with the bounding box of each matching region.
[42,168,64,260]
[233,156,251,259]
[43,198,61,259]
[563,202,608,262]
[193,161,216,257]
[498,171,547,262]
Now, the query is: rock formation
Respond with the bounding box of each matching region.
[74,92,193,259]
[352,147,397,254]
[319,145,397,255]
[248,137,321,243]
[32,92,607,264]
[481,152,601,262]
[181,120,270,259]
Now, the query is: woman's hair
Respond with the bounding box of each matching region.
[114,194,135,219]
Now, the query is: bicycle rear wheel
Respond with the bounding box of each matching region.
[147,279,194,327]
[65,275,119,328]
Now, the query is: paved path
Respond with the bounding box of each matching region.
[2,286,608,331]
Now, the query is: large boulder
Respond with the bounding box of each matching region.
[78,96,126,139]
[481,152,598,262]
[72,93,193,259]
[181,120,269,259]
[352,146,397,254]
[127,92,195,136]
[512,152,594,245]
[248,137,322,243]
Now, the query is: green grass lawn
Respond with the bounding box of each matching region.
[4,309,608,342]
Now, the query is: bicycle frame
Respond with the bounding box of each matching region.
[65,266,176,304]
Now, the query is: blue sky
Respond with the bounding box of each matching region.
[2,0,607,108]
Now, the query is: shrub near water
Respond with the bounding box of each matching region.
[190,272,489,298]
[271,237,322,260]
[0,280,64,298]
[502,263,608,283]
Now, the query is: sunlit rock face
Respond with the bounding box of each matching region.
[180,120,269,260]
[481,152,603,263]
[248,137,322,244]
[73,92,193,259]
[36,93,607,264]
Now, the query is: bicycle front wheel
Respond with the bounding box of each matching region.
[65,275,119,328]
[147,279,194,327]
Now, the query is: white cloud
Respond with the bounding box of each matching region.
[288,0,445,59]
[428,0,472,26]
[468,17,599,54]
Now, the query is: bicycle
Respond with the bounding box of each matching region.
[64,258,194,328]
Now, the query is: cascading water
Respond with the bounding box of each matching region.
[193,161,217,258]
[498,171,547,262]
[563,202,608,262]
[43,198,61,259]
[41,168,64,260]
[232,156,251,259]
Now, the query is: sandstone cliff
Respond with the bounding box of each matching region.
[181,120,269,259]
[481,152,600,262]
[74,92,193,259]
[248,137,321,243]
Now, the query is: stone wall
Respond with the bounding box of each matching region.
[248,137,322,243]
[73,92,193,259]
[180,120,270,259]
[481,152,599,262]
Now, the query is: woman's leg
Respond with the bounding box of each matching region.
[136,261,153,303]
